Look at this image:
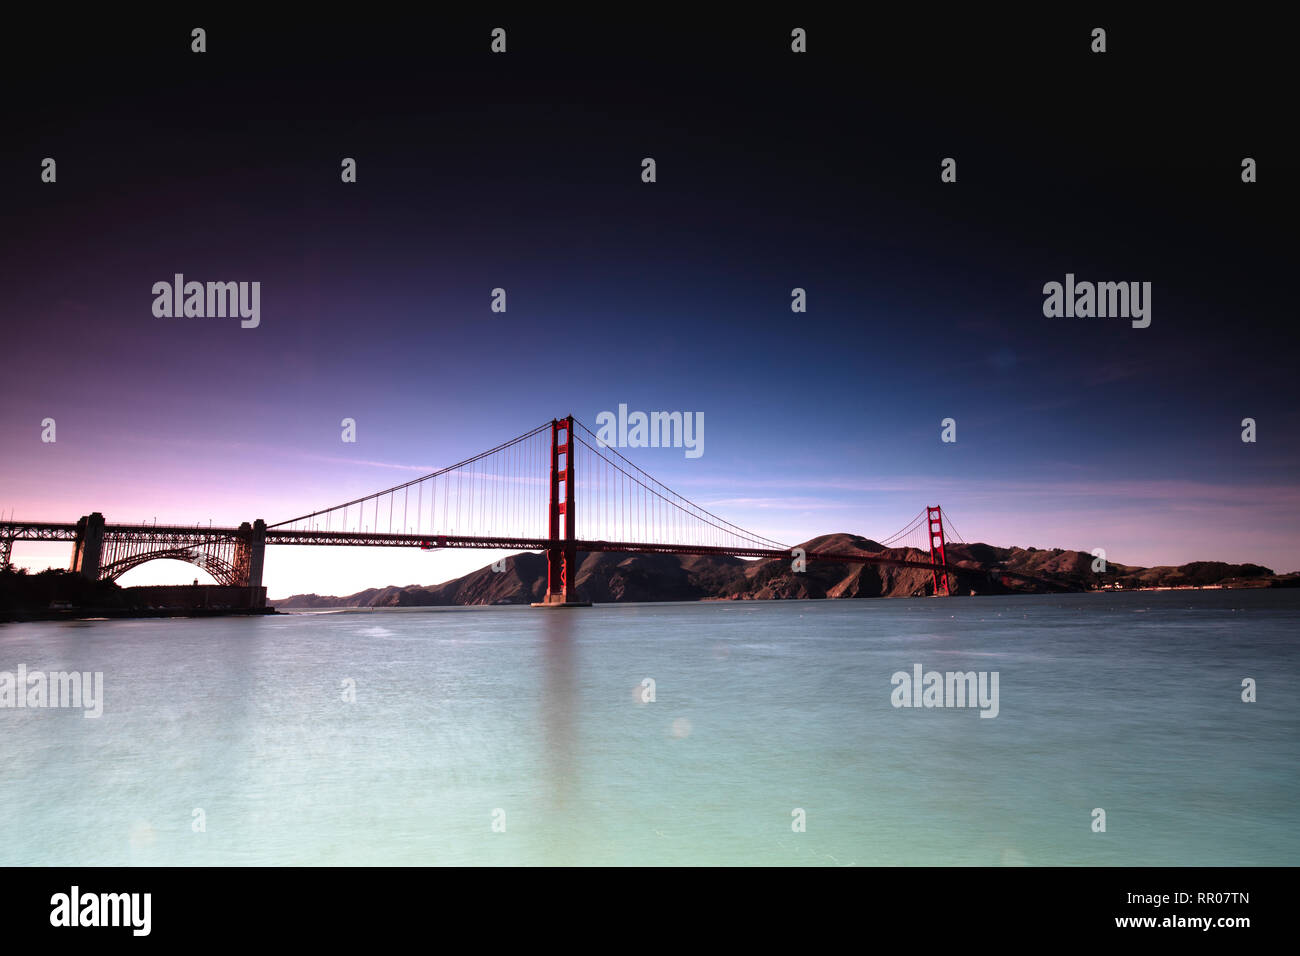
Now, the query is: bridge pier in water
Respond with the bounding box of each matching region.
[70,512,106,580]
[532,416,590,608]
[234,519,268,609]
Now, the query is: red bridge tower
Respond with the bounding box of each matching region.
[927,505,951,597]
[532,416,590,607]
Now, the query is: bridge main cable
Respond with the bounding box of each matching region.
[569,417,791,553]
[266,421,554,530]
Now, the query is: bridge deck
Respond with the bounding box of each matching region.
[0,522,956,574]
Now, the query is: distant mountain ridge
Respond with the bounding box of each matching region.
[273,534,1295,607]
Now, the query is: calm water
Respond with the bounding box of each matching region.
[1,590,1297,866]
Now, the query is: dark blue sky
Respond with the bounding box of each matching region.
[2,13,1295,592]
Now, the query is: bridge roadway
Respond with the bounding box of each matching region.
[0,520,961,580]
[3,515,1073,606]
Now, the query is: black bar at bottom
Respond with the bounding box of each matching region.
[0,866,1277,943]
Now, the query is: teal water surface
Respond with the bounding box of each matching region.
[1,590,1296,865]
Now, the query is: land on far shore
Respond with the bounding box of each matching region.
[274,533,1299,609]
[5,534,1294,622]
[0,568,275,622]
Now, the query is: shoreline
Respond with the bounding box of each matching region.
[5,581,1291,623]
[1,607,278,624]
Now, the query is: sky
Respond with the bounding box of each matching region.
[1,14,1295,596]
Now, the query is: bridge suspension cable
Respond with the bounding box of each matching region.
[1,415,968,602]
[262,415,962,567]
[267,421,554,537]
[877,508,927,548]
[569,418,790,552]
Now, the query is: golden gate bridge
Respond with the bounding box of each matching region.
[0,416,964,607]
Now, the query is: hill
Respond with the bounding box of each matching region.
[273,536,1291,607]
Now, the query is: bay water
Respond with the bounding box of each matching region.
[2,590,1296,865]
